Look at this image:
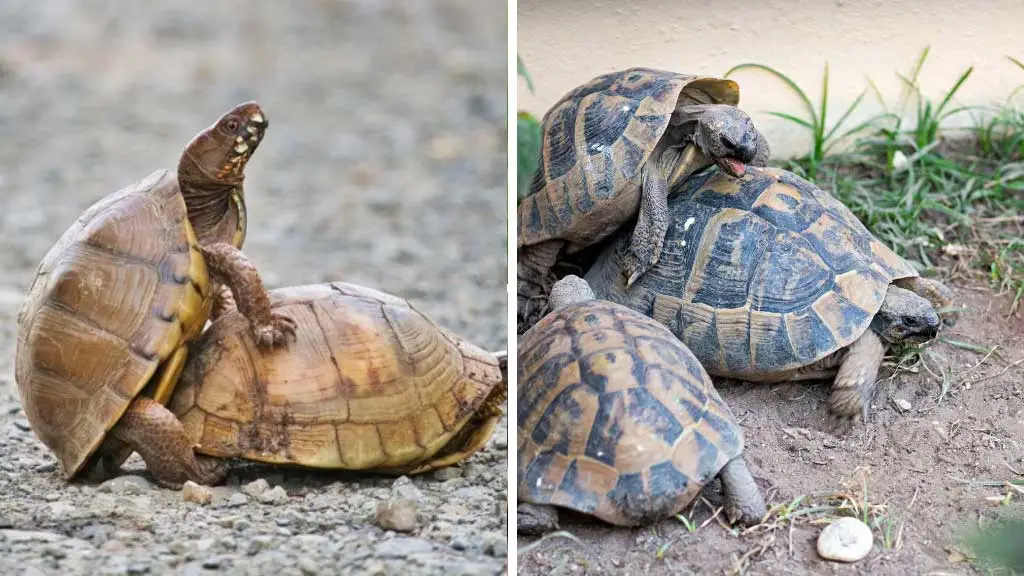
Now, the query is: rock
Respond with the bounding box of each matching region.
[391,476,423,502]
[226,493,248,507]
[376,498,419,532]
[242,478,270,498]
[374,537,434,557]
[98,475,152,495]
[450,534,471,551]
[182,481,213,505]
[258,485,289,505]
[817,517,874,562]
[433,467,462,481]
[894,398,912,412]
[298,557,320,575]
[0,529,65,543]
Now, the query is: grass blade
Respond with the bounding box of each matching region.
[725,63,818,131]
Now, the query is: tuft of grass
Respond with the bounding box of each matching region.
[724,62,872,180]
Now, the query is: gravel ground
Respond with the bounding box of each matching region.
[0,1,508,574]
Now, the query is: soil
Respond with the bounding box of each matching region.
[0,1,508,575]
[517,283,1024,575]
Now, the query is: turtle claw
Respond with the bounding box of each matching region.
[253,313,298,348]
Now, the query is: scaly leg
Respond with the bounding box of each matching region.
[517,503,560,535]
[200,242,296,348]
[827,330,886,421]
[108,397,228,489]
[718,457,767,526]
[517,240,563,334]
[210,284,236,321]
[624,163,671,287]
[894,276,957,327]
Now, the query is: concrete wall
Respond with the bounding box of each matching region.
[518,0,1023,159]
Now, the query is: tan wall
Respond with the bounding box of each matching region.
[518,0,1023,159]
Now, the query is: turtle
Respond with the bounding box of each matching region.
[15,102,298,490]
[517,275,767,534]
[517,67,771,335]
[166,281,508,476]
[583,165,958,422]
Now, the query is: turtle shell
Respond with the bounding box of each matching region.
[15,169,214,479]
[585,166,919,378]
[168,282,506,474]
[518,68,741,252]
[517,298,744,526]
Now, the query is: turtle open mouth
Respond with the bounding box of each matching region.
[716,157,747,178]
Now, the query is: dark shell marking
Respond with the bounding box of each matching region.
[585,166,919,378]
[518,68,739,251]
[517,300,743,526]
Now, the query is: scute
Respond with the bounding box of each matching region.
[14,169,212,478]
[586,166,920,377]
[517,299,743,527]
[170,282,504,472]
[517,69,741,250]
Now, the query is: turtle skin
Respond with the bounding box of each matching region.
[584,166,953,420]
[517,68,759,334]
[517,296,754,527]
[168,281,507,475]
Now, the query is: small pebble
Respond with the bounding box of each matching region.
[817,517,874,562]
[226,493,248,507]
[433,467,462,481]
[242,479,270,498]
[258,486,289,505]
[98,475,152,495]
[894,398,912,412]
[391,476,423,502]
[182,481,213,505]
[376,499,419,532]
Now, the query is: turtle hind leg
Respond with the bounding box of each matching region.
[624,164,670,288]
[517,503,561,535]
[718,456,767,526]
[518,240,563,334]
[108,397,228,490]
[827,330,886,424]
[893,276,958,327]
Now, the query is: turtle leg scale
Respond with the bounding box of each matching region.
[827,330,886,422]
[200,242,297,348]
[210,284,236,321]
[517,240,562,334]
[718,457,767,526]
[108,397,228,489]
[516,503,560,535]
[624,164,670,287]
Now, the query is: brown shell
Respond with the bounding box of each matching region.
[518,68,741,252]
[169,282,506,473]
[15,169,214,479]
[517,299,744,526]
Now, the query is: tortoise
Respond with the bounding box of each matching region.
[517,67,771,334]
[15,102,297,490]
[517,275,766,534]
[583,166,958,422]
[167,281,508,475]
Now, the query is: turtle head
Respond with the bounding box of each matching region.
[179,101,268,187]
[548,275,595,311]
[676,104,770,178]
[870,285,941,345]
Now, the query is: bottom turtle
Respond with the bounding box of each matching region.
[162,281,507,477]
[517,275,766,534]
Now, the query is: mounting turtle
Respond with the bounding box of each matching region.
[15,102,297,489]
[517,275,766,534]
[167,281,507,475]
[517,67,771,334]
[584,166,957,422]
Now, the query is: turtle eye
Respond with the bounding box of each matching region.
[224,119,240,132]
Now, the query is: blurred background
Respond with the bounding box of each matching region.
[0,1,508,574]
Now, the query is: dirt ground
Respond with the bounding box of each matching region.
[0,1,507,575]
[517,281,1024,575]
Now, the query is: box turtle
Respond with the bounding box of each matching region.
[167,281,507,475]
[584,166,957,422]
[15,102,297,489]
[517,275,766,534]
[517,67,771,334]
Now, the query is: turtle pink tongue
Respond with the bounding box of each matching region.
[720,158,746,177]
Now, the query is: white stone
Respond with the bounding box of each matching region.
[817,517,873,562]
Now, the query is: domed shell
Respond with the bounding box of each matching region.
[518,68,741,250]
[169,282,505,474]
[517,298,744,527]
[585,166,919,378]
[15,169,214,479]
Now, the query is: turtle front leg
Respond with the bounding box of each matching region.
[624,163,670,288]
[517,503,561,535]
[894,276,958,327]
[827,330,886,422]
[210,284,236,321]
[517,241,563,334]
[200,242,297,348]
[108,397,228,489]
[718,457,767,526]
